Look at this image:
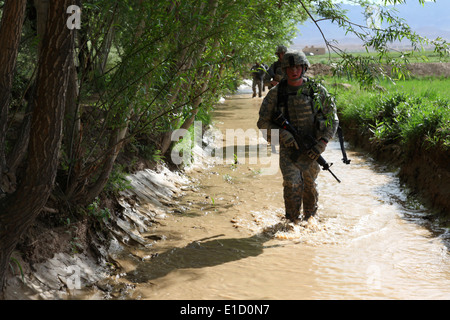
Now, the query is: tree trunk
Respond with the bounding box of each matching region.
[3,0,51,185]
[97,24,115,75]
[0,0,27,187]
[83,124,128,204]
[33,0,50,51]
[5,101,33,185]
[0,0,73,296]
[64,57,81,161]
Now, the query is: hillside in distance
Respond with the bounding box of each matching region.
[293,1,450,51]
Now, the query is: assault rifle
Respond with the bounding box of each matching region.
[273,110,341,183]
[337,126,351,165]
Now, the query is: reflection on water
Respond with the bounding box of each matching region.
[108,90,450,300]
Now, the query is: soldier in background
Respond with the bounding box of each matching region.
[250,62,267,98]
[266,45,287,89]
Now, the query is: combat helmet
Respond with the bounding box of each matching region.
[275,45,287,55]
[281,50,311,71]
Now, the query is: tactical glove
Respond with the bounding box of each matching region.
[306,139,327,160]
[280,130,299,150]
[273,74,283,82]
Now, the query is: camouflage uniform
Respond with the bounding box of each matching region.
[267,60,284,85]
[266,45,287,89]
[257,70,338,221]
[251,63,267,97]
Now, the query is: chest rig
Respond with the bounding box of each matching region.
[276,78,318,126]
[275,78,351,165]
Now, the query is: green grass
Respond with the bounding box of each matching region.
[330,76,450,152]
[384,77,450,100]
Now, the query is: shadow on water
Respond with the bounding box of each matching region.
[125,231,284,284]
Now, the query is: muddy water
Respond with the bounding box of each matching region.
[122,88,450,300]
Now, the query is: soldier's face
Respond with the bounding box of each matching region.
[286,65,303,81]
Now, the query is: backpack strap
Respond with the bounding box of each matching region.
[276,79,295,122]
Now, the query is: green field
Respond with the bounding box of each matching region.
[307,49,450,65]
[329,76,450,152]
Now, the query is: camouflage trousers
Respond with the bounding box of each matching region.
[280,148,320,221]
[252,76,264,97]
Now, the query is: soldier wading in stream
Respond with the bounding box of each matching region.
[257,51,339,224]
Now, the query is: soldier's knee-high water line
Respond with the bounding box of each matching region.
[119,86,450,300]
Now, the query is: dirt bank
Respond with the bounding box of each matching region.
[399,145,450,217]
[2,163,192,299]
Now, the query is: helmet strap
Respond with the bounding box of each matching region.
[301,66,307,77]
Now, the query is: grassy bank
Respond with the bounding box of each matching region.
[329,76,450,218]
[334,77,450,152]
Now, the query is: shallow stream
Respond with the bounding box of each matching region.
[101,86,450,300]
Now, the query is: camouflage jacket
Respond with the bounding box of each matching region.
[267,60,284,82]
[257,78,339,145]
[251,64,267,79]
